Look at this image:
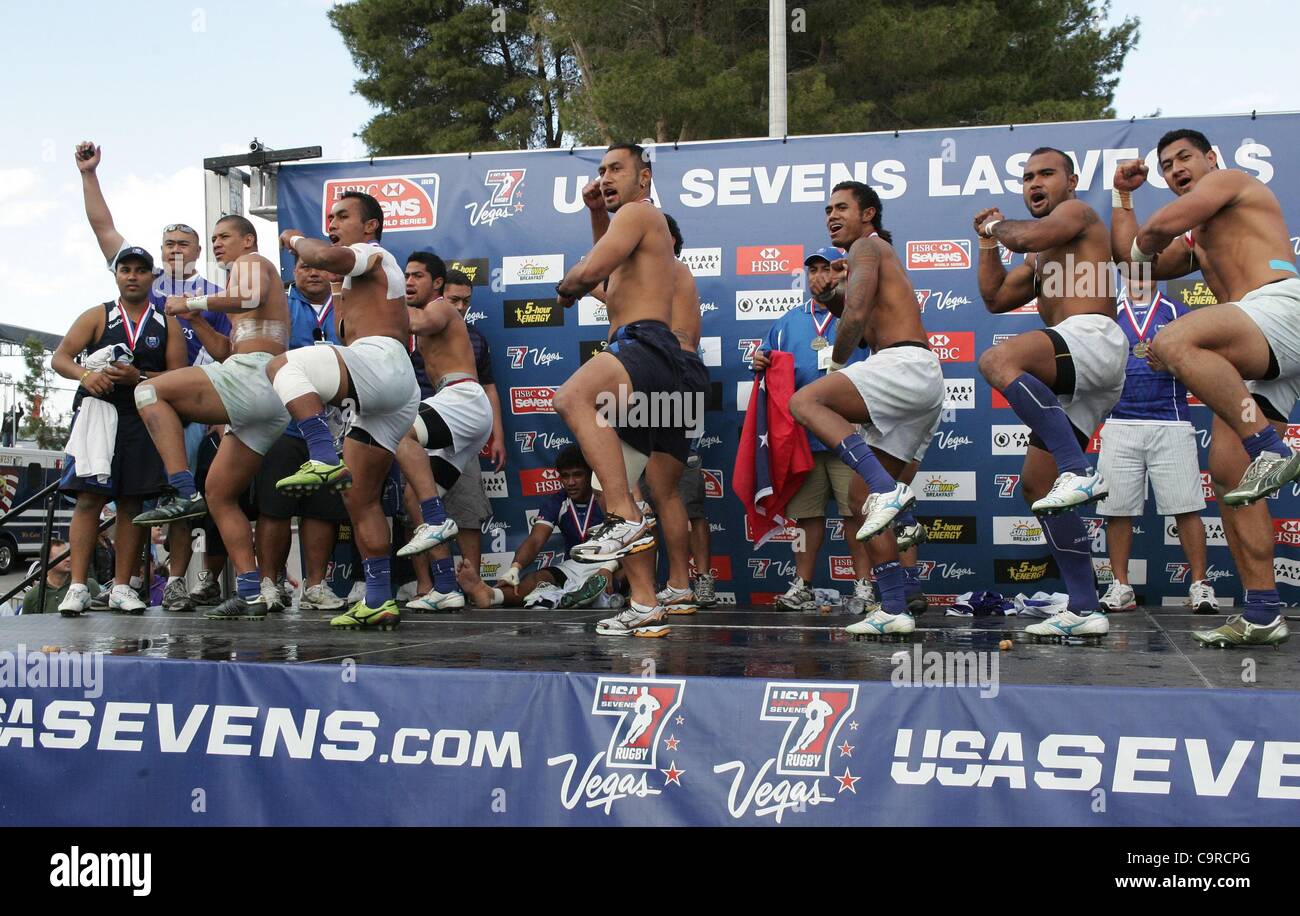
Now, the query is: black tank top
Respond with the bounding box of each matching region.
[73,301,170,413]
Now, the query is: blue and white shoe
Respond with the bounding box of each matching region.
[1031,469,1107,515]
[397,520,460,557]
[1025,609,1109,638]
[1013,591,1069,618]
[846,608,916,636]
[856,482,916,541]
[406,588,466,612]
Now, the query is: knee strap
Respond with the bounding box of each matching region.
[273,346,341,404]
[413,402,455,450]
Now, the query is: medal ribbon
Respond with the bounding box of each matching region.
[567,499,595,540]
[314,295,334,330]
[811,303,833,339]
[116,300,152,351]
[1121,295,1160,344]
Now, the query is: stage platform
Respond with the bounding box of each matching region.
[1,603,1296,691]
[2,603,1298,827]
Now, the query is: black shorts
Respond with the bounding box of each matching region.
[60,407,165,499]
[197,431,259,557]
[256,435,350,521]
[607,320,684,457]
[650,348,709,463]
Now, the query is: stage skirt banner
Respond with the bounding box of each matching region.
[0,657,1297,826]
[276,114,1300,609]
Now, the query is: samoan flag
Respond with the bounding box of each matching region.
[733,351,813,547]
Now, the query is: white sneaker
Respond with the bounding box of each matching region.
[397,520,460,557]
[846,609,915,636]
[774,577,816,612]
[189,568,221,604]
[300,581,345,611]
[260,577,285,612]
[1189,579,1219,614]
[571,514,655,562]
[1099,581,1136,611]
[1025,609,1110,637]
[845,577,877,616]
[1030,469,1108,514]
[58,583,92,616]
[656,585,698,615]
[109,583,146,614]
[523,583,565,609]
[895,520,928,551]
[1013,591,1069,619]
[407,588,466,612]
[856,482,915,540]
[346,581,367,603]
[595,602,667,636]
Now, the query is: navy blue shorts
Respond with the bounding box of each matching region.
[649,348,709,463]
[607,320,683,457]
[60,407,165,500]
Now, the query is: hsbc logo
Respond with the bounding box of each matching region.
[736,244,804,275]
[1275,519,1300,546]
[1286,425,1300,450]
[701,469,724,498]
[510,387,556,414]
[905,239,971,270]
[927,331,974,363]
[323,173,439,233]
[520,467,564,497]
[1200,472,1216,502]
[992,425,1030,455]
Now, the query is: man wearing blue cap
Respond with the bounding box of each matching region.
[752,246,873,611]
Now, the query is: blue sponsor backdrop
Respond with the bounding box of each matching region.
[276,114,1300,606]
[1,657,1297,826]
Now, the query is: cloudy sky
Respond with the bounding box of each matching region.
[0,0,1291,415]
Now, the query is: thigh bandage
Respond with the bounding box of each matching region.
[273,346,341,404]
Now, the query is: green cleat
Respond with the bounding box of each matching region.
[1192,614,1289,648]
[330,600,401,631]
[276,460,352,496]
[1223,451,1300,506]
[133,493,208,525]
[561,573,610,609]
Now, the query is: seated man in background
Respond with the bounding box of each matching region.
[461,445,617,609]
[22,535,100,615]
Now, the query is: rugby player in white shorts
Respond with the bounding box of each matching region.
[1113,128,1297,648]
[976,147,1125,640]
[272,192,420,631]
[390,273,493,612]
[131,215,292,622]
[789,181,945,638]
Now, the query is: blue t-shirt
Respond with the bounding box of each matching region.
[283,285,342,439]
[761,300,870,451]
[535,492,605,553]
[1108,292,1191,423]
[109,246,229,365]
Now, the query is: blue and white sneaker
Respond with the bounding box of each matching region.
[406,588,465,612]
[1031,469,1108,515]
[1013,591,1069,618]
[856,482,916,541]
[397,520,460,557]
[846,608,915,636]
[1025,609,1109,638]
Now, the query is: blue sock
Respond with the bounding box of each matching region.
[363,557,392,607]
[1243,588,1282,625]
[834,433,897,494]
[299,411,337,465]
[236,570,259,600]
[433,556,458,594]
[168,470,196,499]
[421,496,447,526]
[1001,373,1086,475]
[895,505,918,528]
[873,561,906,614]
[1242,426,1290,461]
[1040,511,1097,612]
[902,564,921,599]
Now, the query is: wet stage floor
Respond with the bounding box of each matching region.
[3,603,1297,691]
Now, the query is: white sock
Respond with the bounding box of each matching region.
[129,576,143,591]
[168,576,181,585]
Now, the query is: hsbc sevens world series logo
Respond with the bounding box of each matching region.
[592,678,685,769]
[467,168,526,227]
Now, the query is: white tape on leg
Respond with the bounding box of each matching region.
[134,384,158,408]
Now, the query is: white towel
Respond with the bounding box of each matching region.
[65,345,122,483]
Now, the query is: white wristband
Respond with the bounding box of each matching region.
[1112,189,1133,210]
[1130,237,1154,263]
[829,359,845,372]
[289,235,305,251]
[980,219,1001,239]
[185,296,208,312]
